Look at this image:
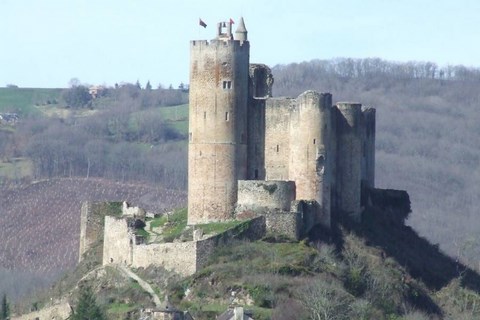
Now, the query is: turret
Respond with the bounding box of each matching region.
[235,17,248,42]
[335,102,363,222]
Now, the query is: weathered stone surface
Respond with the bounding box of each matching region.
[11,301,71,320]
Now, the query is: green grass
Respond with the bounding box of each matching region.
[162,208,189,242]
[0,87,63,115]
[196,220,244,235]
[104,202,123,217]
[158,104,189,135]
[106,303,137,314]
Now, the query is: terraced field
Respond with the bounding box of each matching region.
[0,178,186,275]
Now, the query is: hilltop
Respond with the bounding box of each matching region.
[12,198,480,320]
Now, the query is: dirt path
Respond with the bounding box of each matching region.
[117,265,161,307]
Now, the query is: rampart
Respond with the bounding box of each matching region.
[102,209,265,276]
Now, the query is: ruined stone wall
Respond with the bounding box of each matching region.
[131,216,265,276]
[335,102,363,221]
[133,242,197,276]
[188,38,250,224]
[264,98,293,180]
[12,301,71,320]
[236,180,295,213]
[103,216,132,265]
[78,201,108,262]
[264,211,302,239]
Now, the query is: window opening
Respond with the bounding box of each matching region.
[225,111,229,121]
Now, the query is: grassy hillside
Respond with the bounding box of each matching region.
[157,103,189,134]
[15,202,480,320]
[0,87,63,115]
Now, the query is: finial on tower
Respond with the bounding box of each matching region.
[235,17,248,41]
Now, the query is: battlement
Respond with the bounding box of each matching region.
[190,39,249,49]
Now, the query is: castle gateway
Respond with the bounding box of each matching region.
[188,18,375,231]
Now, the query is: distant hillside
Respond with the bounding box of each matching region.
[271,58,480,271]
[0,87,63,115]
[0,178,186,300]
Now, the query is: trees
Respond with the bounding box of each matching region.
[62,85,92,108]
[1,294,10,320]
[71,286,105,320]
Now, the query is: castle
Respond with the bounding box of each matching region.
[76,18,379,277]
[188,18,375,234]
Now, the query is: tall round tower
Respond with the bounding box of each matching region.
[289,91,332,227]
[335,102,363,221]
[188,19,250,224]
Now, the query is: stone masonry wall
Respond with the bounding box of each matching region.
[265,211,301,239]
[78,201,109,262]
[335,102,363,221]
[236,180,295,213]
[188,38,250,224]
[103,216,131,265]
[133,242,197,276]
[264,98,293,180]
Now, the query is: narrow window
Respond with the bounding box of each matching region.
[189,132,192,141]
[313,138,316,145]
[225,111,229,121]
[276,145,279,152]
[223,80,232,89]
[204,111,206,119]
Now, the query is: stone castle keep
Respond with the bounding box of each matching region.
[188,18,375,230]
[78,17,380,280]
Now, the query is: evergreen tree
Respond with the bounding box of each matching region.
[71,286,105,320]
[1,294,9,320]
[145,80,152,91]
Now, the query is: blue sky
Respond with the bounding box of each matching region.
[1,0,479,88]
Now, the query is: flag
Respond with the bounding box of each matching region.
[230,18,235,24]
[199,18,207,28]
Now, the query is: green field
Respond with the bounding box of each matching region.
[158,104,189,134]
[0,87,63,115]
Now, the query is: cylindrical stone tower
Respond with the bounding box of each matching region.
[188,20,250,224]
[289,91,332,226]
[335,102,363,221]
[362,107,376,189]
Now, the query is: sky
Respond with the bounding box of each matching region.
[1,0,479,88]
